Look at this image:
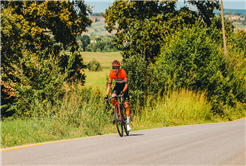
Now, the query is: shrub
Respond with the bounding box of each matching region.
[87,58,103,71]
[226,30,246,78]
[156,24,246,114]
[1,50,66,118]
[96,48,101,52]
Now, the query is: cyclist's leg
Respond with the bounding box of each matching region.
[124,102,130,116]
[111,93,117,106]
[123,87,130,115]
[124,88,131,131]
[111,83,120,106]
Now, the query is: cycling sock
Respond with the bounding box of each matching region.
[127,116,130,124]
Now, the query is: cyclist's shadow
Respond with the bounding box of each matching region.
[127,134,144,137]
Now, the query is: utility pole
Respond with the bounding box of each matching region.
[230,10,232,32]
[220,0,228,64]
[241,20,243,30]
[236,18,238,30]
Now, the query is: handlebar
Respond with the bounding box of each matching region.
[108,95,122,100]
[106,95,123,106]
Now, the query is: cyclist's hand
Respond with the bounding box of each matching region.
[120,91,124,97]
[104,95,108,101]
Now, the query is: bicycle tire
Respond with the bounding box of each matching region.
[114,104,123,137]
[121,104,129,136]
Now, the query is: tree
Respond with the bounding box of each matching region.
[78,35,90,51]
[90,13,102,16]
[186,0,220,27]
[103,0,221,63]
[95,18,100,22]
[1,1,92,83]
[1,0,92,117]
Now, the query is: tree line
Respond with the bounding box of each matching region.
[76,35,120,52]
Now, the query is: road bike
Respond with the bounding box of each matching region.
[107,95,129,137]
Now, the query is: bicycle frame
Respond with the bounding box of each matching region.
[115,98,123,121]
[107,95,123,120]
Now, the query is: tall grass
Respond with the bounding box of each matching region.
[1,87,115,148]
[1,88,245,148]
[133,89,213,129]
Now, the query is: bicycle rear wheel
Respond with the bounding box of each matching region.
[121,104,129,136]
[114,104,123,137]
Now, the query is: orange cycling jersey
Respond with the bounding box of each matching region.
[108,68,128,84]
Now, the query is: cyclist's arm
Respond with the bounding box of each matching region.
[122,83,128,93]
[106,84,111,96]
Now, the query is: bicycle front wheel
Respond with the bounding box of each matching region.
[114,104,123,137]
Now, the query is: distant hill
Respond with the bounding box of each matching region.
[214,9,246,14]
[90,13,103,16]
[83,15,116,37]
[84,9,245,36]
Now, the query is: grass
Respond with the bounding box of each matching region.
[1,87,245,148]
[132,89,214,129]
[1,87,115,148]
[84,69,109,91]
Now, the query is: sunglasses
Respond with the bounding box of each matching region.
[112,67,119,69]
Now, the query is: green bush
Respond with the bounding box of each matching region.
[86,47,92,52]
[156,24,246,114]
[87,58,103,71]
[226,30,246,77]
[1,49,66,118]
[1,48,87,119]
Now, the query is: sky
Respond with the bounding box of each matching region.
[84,0,246,13]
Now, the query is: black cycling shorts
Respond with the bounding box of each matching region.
[112,83,129,102]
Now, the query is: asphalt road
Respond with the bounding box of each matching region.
[1,119,245,165]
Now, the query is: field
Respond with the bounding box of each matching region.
[82,51,122,91]
[82,51,122,68]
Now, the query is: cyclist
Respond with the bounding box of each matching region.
[104,60,131,131]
